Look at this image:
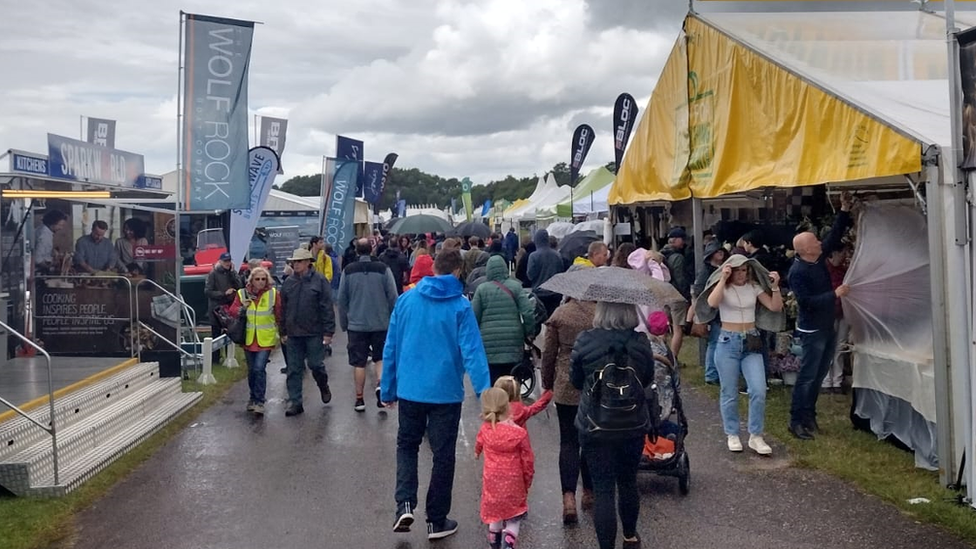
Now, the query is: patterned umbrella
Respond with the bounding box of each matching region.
[540,266,684,308]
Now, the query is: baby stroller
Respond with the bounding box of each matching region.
[638,350,690,495]
[510,338,541,400]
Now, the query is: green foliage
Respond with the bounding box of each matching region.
[277,163,591,211]
[279,174,321,197]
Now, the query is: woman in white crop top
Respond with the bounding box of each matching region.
[706,255,783,456]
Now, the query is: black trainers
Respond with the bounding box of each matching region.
[284,403,304,417]
[427,518,458,540]
[375,386,384,409]
[318,382,332,404]
[354,398,366,412]
[393,502,414,533]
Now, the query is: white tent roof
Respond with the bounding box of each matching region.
[505,174,561,220]
[703,10,976,149]
[571,183,611,215]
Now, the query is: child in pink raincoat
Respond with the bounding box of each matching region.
[494,376,552,429]
[476,388,535,549]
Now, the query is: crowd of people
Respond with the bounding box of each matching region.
[211,194,856,548]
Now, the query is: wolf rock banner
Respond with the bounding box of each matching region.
[229,146,280,265]
[259,116,288,174]
[323,159,359,249]
[85,117,117,149]
[612,93,638,173]
[363,161,385,204]
[337,135,364,197]
[461,177,474,222]
[182,13,254,211]
[570,124,595,187]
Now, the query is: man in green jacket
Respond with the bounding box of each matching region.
[471,256,536,383]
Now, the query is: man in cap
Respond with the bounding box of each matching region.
[205,251,242,364]
[280,247,336,416]
[661,227,693,357]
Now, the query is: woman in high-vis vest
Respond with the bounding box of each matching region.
[228,266,282,416]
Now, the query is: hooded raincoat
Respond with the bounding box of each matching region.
[476,419,535,524]
[472,256,536,365]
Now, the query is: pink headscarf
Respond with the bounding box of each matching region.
[627,248,670,282]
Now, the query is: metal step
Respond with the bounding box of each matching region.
[0,362,160,461]
[0,378,185,491]
[25,392,202,497]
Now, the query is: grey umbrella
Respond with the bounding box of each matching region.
[388,214,453,235]
[540,266,685,308]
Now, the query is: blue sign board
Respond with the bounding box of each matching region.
[137,175,163,190]
[9,152,49,176]
[47,133,145,188]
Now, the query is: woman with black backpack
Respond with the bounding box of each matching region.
[571,301,657,549]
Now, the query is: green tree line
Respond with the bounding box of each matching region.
[275,161,616,212]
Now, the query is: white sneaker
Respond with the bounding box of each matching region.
[727,435,743,452]
[749,435,773,455]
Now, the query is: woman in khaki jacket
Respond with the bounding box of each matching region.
[540,296,597,525]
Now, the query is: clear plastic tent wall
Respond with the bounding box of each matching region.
[843,202,937,469]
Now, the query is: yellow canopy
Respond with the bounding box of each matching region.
[611,14,923,205]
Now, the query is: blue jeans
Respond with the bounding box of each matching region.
[705,319,721,382]
[244,349,271,404]
[715,330,767,435]
[284,336,327,406]
[395,399,463,524]
[790,329,836,426]
[580,435,644,549]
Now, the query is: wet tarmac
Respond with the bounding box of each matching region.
[59,331,973,549]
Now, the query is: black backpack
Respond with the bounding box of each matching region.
[579,346,650,438]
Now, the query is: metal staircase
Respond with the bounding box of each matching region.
[0,322,202,497]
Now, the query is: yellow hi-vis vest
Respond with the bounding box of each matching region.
[239,288,279,348]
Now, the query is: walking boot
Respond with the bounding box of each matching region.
[580,488,595,511]
[311,370,332,404]
[562,492,578,525]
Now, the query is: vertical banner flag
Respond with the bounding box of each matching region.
[259,116,288,173]
[960,26,976,168]
[570,124,595,187]
[182,13,254,210]
[612,93,638,174]
[379,152,398,202]
[85,117,117,149]
[337,135,364,197]
[229,146,281,264]
[481,200,492,217]
[461,177,474,222]
[322,159,359,250]
[318,157,336,235]
[363,161,385,204]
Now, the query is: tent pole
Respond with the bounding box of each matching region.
[691,196,703,282]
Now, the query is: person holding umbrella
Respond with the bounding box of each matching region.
[541,266,683,549]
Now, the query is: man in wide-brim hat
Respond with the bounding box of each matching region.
[280,247,336,416]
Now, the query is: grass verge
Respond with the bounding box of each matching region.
[0,352,247,549]
[678,342,976,544]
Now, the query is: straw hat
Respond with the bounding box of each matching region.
[287,247,315,262]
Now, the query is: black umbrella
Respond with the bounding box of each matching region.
[451,221,491,239]
[557,230,600,261]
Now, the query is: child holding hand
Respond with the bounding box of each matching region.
[476,388,535,549]
[493,376,552,429]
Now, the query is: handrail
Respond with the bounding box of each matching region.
[137,321,196,360]
[35,275,138,357]
[0,319,59,485]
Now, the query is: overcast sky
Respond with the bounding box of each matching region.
[0,0,957,185]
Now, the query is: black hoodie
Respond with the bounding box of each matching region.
[379,247,410,294]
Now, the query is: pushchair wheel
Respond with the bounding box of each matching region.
[677,452,690,495]
[510,364,536,400]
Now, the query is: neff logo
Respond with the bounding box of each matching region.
[615,97,632,148]
[572,128,590,167]
[92,123,110,147]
